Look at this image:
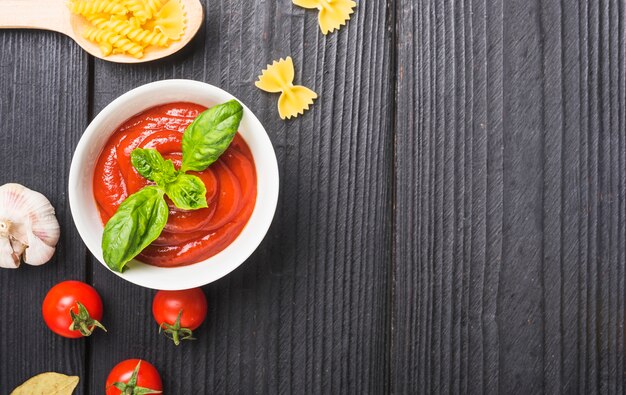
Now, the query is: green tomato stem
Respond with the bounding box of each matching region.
[158,309,195,346]
[110,361,162,394]
[68,301,107,337]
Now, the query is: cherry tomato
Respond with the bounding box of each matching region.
[105,359,163,395]
[42,280,106,338]
[152,288,207,345]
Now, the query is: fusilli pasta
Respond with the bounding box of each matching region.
[143,0,164,15]
[90,17,169,47]
[68,0,184,59]
[83,27,145,58]
[68,1,128,17]
[123,0,152,21]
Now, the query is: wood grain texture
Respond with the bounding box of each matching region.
[1,0,624,392]
[88,0,393,393]
[0,31,89,393]
[392,0,626,393]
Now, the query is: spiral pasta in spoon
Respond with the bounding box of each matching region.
[67,0,186,59]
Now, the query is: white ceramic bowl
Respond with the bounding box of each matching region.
[69,80,279,290]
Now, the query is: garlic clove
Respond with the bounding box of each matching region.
[23,235,56,266]
[0,236,19,269]
[10,234,28,258]
[0,183,60,267]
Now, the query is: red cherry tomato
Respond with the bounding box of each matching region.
[152,288,207,345]
[42,280,106,338]
[105,359,163,395]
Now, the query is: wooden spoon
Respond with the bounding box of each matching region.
[0,0,203,63]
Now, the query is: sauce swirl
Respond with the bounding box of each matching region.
[93,102,257,267]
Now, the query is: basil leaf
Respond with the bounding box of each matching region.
[102,186,168,272]
[131,148,178,185]
[159,160,178,184]
[164,173,208,210]
[181,99,243,172]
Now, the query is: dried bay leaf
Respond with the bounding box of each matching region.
[11,372,79,395]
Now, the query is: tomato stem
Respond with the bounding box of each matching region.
[158,309,195,346]
[69,301,107,337]
[110,360,162,394]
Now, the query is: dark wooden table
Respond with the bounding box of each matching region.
[1,0,624,393]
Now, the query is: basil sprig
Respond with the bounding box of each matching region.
[102,100,244,272]
[131,148,208,209]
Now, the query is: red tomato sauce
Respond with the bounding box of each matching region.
[93,102,257,267]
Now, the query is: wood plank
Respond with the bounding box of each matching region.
[88,0,393,393]
[0,31,89,393]
[393,0,625,393]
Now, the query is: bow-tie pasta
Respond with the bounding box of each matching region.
[293,0,356,35]
[256,57,318,120]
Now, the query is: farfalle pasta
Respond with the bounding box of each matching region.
[292,0,356,35]
[148,0,186,40]
[67,0,186,59]
[255,57,318,120]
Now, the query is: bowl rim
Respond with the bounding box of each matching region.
[69,79,279,290]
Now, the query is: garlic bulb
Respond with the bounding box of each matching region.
[0,184,60,268]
